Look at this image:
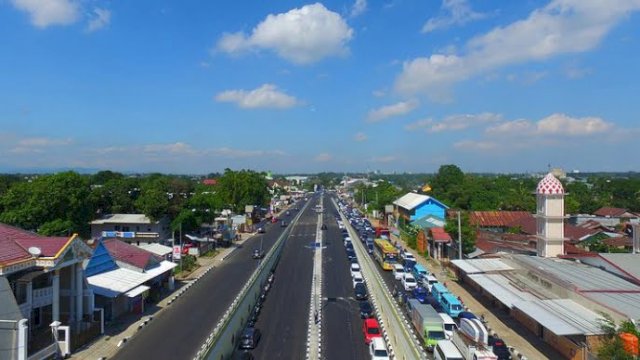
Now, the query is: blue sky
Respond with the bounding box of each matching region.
[1,0,639,174]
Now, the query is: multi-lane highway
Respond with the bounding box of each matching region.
[244,196,318,359]
[112,203,304,360]
[322,197,369,360]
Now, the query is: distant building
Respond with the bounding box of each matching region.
[592,207,639,224]
[90,214,171,245]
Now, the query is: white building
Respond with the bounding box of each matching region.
[90,214,171,245]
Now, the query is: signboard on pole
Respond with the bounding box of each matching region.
[172,245,182,260]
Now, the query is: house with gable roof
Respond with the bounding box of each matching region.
[392,192,449,228]
[0,223,98,359]
[85,238,176,321]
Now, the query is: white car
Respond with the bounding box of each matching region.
[438,313,458,340]
[352,272,364,288]
[401,252,416,263]
[392,264,405,281]
[401,273,418,291]
[350,263,361,276]
[422,274,439,291]
[369,337,390,360]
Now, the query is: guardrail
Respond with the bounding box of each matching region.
[192,199,313,360]
[334,198,427,360]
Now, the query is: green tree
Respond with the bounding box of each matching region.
[135,188,169,221]
[445,211,476,255]
[0,172,92,236]
[597,314,639,360]
[216,169,269,213]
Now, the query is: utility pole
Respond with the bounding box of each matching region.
[179,222,183,270]
[457,211,462,260]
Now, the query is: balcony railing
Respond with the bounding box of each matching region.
[101,231,160,239]
[32,286,53,308]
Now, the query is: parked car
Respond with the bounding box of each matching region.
[401,273,418,291]
[354,282,368,300]
[239,327,261,349]
[252,249,265,259]
[362,318,382,344]
[257,227,265,234]
[392,264,406,280]
[369,337,390,360]
[359,301,374,318]
[346,249,357,261]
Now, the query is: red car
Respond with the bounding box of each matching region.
[271,217,278,224]
[362,318,382,344]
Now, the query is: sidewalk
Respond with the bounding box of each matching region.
[72,232,256,360]
[374,219,561,360]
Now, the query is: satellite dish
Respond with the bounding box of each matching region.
[28,247,42,257]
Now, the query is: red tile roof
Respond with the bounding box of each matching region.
[202,179,218,186]
[564,224,601,242]
[430,227,452,243]
[102,238,161,270]
[0,223,70,266]
[594,207,630,217]
[602,236,633,248]
[469,211,532,227]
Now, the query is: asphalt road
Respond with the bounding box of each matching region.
[238,195,319,359]
[322,197,369,360]
[112,201,306,360]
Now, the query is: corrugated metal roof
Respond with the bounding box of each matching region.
[513,255,640,291]
[598,253,640,282]
[90,214,155,225]
[468,274,537,308]
[393,193,430,211]
[512,299,604,336]
[451,259,515,274]
[583,292,640,321]
[137,243,172,257]
[87,260,176,296]
[469,211,532,227]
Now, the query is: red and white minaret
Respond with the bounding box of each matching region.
[535,173,566,257]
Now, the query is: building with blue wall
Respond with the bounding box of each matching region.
[393,192,449,227]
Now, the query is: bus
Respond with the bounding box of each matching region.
[373,238,399,270]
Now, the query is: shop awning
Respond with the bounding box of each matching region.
[125,285,150,298]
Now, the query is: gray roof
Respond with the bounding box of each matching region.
[468,274,537,308]
[599,253,640,282]
[90,214,156,225]
[512,299,605,336]
[393,193,431,211]
[583,292,640,322]
[512,255,640,292]
[451,259,515,274]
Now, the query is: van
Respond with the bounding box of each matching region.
[412,264,429,280]
[438,313,458,339]
[434,340,463,360]
[422,275,438,291]
[441,293,464,318]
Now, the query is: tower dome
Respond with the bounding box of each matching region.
[536,173,564,195]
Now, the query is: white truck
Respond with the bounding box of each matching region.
[451,331,497,360]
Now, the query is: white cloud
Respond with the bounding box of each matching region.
[86,8,111,32]
[215,84,299,109]
[354,132,368,142]
[406,112,502,132]
[422,0,488,33]
[372,90,386,98]
[453,140,499,151]
[18,137,72,146]
[216,3,353,64]
[564,63,592,79]
[397,0,640,100]
[12,0,79,28]
[486,113,614,136]
[210,147,287,158]
[367,99,419,122]
[143,142,196,155]
[351,0,367,17]
[315,153,332,162]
